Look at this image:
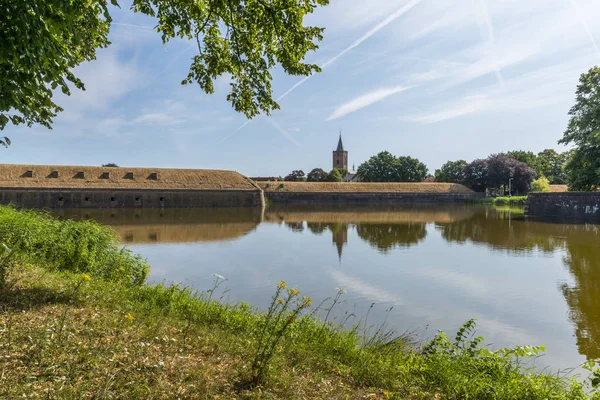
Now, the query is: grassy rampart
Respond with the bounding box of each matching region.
[0,206,597,399]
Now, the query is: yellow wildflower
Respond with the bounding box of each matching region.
[277,280,287,289]
[289,288,300,296]
[303,296,312,307]
[125,313,135,321]
[81,273,91,281]
[277,298,284,304]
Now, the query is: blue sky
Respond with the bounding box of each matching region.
[4,0,600,176]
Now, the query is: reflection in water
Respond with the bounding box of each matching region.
[437,210,600,360]
[55,205,600,365]
[56,208,262,243]
[561,226,600,360]
[356,223,427,253]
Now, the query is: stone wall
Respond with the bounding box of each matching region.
[0,188,264,208]
[265,191,484,205]
[526,192,600,221]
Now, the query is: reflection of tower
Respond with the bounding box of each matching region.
[331,224,348,262]
[332,132,348,171]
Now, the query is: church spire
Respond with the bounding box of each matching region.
[336,131,344,152]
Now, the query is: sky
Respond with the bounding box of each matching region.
[4,0,600,176]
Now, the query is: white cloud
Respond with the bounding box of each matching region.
[327,86,412,121]
[57,49,146,113]
[132,113,185,125]
[403,95,491,124]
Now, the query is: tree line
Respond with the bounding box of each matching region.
[283,168,346,182]
[435,150,571,194]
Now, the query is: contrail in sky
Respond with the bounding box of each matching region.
[263,116,300,146]
[476,0,504,87]
[569,0,600,59]
[218,0,426,143]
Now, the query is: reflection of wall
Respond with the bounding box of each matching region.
[437,207,600,360]
[54,208,262,243]
[264,204,476,224]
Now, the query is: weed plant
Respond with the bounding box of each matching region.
[0,205,149,284]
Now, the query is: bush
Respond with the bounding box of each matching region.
[531,176,551,192]
[326,168,342,182]
[0,206,149,285]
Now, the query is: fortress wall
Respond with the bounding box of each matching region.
[0,188,264,209]
[264,191,484,205]
[526,192,600,221]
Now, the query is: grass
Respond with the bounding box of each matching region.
[1,205,599,399]
[0,205,149,284]
[468,196,528,206]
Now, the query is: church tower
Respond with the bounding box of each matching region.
[332,133,348,171]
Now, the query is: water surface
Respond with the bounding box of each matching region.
[58,205,600,372]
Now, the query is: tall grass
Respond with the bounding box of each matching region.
[0,205,149,284]
[468,196,528,206]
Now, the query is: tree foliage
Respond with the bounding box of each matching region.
[1,0,113,131]
[284,170,305,182]
[536,149,569,184]
[559,66,600,191]
[326,168,342,182]
[102,163,119,167]
[306,168,328,182]
[435,160,467,184]
[463,154,536,194]
[1,0,328,132]
[531,177,551,192]
[463,159,488,193]
[357,152,428,182]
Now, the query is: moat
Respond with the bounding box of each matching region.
[58,204,600,372]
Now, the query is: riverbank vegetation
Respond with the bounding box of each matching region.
[468,196,529,206]
[1,205,599,399]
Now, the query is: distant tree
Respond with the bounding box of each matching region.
[357,152,428,182]
[531,177,551,192]
[559,66,600,191]
[306,168,328,182]
[435,160,468,183]
[507,150,539,171]
[487,154,536,195]
[326,168,342,182]
[284,170,305,182]
[396,156,428,182]
[463,159,488,192]
[357,151,398,182]
[537,149,569,184]
[102,163,119,167]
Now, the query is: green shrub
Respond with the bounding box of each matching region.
[492,196,528,206]
[0,206,149,285]
[531,176,551,192]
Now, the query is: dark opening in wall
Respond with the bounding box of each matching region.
[84,196,90,202]
[100,172,110,179]
[58,197,64,202]
[159,197,165,202]
[21,170,34,178]
[74,171,85,179]
[149,233,158,241]
[135,196,141,202]
[124,172,134,179]
[148,172,158,180]
[47,171,59,178]
[124,233,134,242]
[110,197,116,202]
